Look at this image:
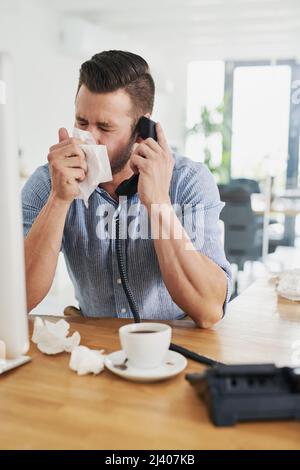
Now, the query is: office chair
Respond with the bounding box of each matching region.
[228,178,261,194]
[219,188,262,270]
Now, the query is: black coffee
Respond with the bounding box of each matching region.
[130,330,157,334]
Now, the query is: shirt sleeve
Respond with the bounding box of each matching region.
[21,164,52,238]
[178,163,232,315]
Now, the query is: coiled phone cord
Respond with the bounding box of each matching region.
[115,212,223,367]
[115,213,140,324]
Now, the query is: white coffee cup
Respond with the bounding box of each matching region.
[119,322,172,369]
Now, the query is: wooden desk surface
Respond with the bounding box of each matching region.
[1,278,300,450]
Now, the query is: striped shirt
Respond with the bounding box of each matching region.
[22,153,232,320]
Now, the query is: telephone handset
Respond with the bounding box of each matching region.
[115,116,158,198]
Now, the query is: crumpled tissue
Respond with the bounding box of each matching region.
[69,345,105,375]
[32,317,106,376]
[72,127,112,208]
[32,317,81,355]
[276,270,300,301]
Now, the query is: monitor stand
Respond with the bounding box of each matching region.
[0,340,31,374]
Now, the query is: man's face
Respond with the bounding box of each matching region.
[75,85,138,174]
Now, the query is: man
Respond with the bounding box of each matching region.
[22,50,231,328]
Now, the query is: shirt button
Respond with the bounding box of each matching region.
[121,308,126,313]
[117,278,122,284]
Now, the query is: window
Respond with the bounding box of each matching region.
[185,61,225,165]
[231,65,291,191]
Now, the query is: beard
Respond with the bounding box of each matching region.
[110,132,137,175]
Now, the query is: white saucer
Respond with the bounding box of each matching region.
[104,350,187,382]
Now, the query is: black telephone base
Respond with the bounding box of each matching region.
[186,363,300,427]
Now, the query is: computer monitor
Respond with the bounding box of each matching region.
[0,52,29,361]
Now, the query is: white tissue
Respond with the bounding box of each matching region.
[72,127,112,208]
[69,345,105,375]
[277,271,300,301]
[72,128,96,145]
[32,317,81,355]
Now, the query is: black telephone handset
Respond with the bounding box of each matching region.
[115,116,158,198]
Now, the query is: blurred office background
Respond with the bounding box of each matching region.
[2,0,300,312]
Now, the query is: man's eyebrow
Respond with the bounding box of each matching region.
[96,120,114,128]
[76,115,88,122]
[76,115,115,128]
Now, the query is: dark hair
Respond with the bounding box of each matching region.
[77,50,155,120]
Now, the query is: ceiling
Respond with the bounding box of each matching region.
[45,0,300,59]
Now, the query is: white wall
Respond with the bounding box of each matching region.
[0,0,80,173]
[0,0,189,176]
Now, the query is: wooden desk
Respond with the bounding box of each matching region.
[1,278,300,450]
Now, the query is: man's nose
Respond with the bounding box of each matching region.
[87,126,102,144]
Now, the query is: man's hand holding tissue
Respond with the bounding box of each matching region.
[24,127,87,312]
[47,128,87,204]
